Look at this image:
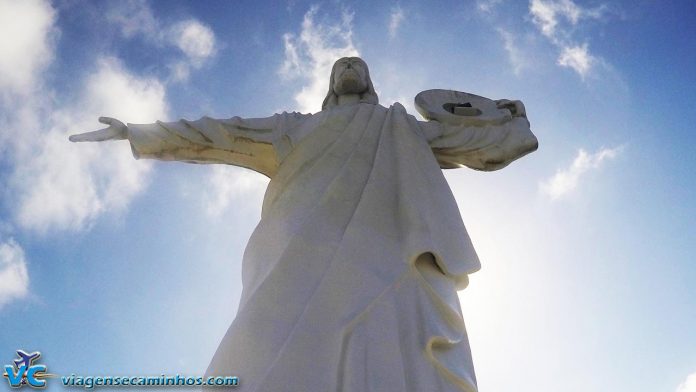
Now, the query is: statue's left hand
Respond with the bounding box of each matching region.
[495,99,526,118]
[69,117,127,142]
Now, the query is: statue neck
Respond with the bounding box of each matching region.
[337,93,361,106]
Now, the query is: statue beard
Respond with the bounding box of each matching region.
[333,69,368,96]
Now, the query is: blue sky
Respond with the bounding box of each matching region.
[0,0,694,391]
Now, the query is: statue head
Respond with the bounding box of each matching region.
[322,57,378,110]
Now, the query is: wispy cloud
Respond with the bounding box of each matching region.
[529,0,606,40]
[105,0,158,39]
[0,238,29,310]
[171,21,216,63]
[529,0,607,78]
[279,5,359,113]
[169,20,217,81]
[478,2,540,77]
[477,0,503,13]
[677,372,696,392]
[497,28,530,75]
[0,0,170,233]
[0,0,56,101]
[106,0,217,82]
[13,57,168,233]
[540,146,622,199]
[203,166,268,216]
[388,6,405,39]
[557,43,595,77]
[530,0,582,38]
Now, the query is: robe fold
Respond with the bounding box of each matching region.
[127,100,537,392]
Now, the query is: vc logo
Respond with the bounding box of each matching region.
[3,350,51,388]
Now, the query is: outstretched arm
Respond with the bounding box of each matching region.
[417,98,538,171]
[70,112,311,178]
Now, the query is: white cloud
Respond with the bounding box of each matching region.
[168,20,217,82]
[10,57,168,233]
[540,146,622,199]
[557,43,594,78]
[677,372,696,392]
[172,20,216,63]
[528,0,607,78]
[530,0,606,39]
[529,0,583,39]
[0,0,56,100]
[105,0,158,39]
[0,0,220,235]
[107,0,217,82]
[279,6,359,113]
[204,166,269,216]
[477,0,503,13]
[0,238,30,310]
[388,6,405,39]
[498,28,530,75]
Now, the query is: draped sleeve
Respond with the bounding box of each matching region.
[126,112,312,178]
[418,115,538,171]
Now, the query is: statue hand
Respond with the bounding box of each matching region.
[495,99,526,118]
[69,117,127,142]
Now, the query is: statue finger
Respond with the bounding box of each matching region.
[68,127,121,142]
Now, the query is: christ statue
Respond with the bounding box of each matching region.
[70,57,538,392]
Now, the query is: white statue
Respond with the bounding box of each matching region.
[70,57,537,392]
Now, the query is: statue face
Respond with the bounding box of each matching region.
[332,57,369,96]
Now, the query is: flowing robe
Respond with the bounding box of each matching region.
[127,100,537,392]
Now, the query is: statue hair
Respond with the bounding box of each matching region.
[322,57,379,110]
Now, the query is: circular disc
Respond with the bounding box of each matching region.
[415,89,511,126]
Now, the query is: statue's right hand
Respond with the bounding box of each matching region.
[69,117,127,142]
